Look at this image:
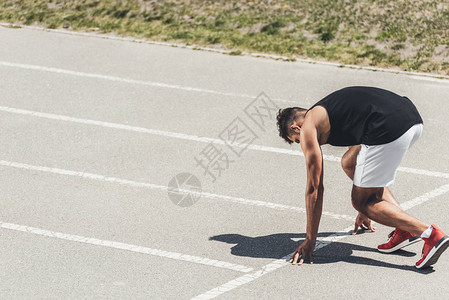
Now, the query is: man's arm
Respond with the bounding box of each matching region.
[290,121,324,265]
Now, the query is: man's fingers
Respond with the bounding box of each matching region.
[352,222,360,235]
[362,220,376,232]
[289,252,295,263]
[289,253,295,263]
[291,242,316,266]
[293,254,300,264]
[297,249,313,265]
[291,252,300,264]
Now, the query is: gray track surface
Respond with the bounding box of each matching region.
[1,26,449,299]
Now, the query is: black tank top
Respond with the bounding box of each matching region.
[310,86,423,146]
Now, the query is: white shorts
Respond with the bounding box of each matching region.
[353,124,423,188]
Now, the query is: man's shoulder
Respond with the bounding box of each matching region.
[306,105,328,125]
[305,105,331,145]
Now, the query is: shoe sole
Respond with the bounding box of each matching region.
[378,236,422,253]
[416,236,449,269]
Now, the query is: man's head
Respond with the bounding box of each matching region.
[276,107,308,144]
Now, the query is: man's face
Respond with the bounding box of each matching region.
[288,133,300,144]
[288,124,301,144]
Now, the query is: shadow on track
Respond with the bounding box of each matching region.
[209,232,434,274]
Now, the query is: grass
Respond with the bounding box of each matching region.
[1,0,448,75]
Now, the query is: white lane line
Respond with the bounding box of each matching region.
[400,183,449,211]
[397,167,449,180]
[191,183,449,299]
[199,191,353,221]
[0,160,354,222]
[0,61,294,104]
[0,105,220,144]
[0,221,253,273]
[1,105,448,179]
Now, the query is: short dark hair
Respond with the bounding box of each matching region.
[276,107,307,144]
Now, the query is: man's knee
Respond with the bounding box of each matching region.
[351,185,383,213]
[351,193,365,212]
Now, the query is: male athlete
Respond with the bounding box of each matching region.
[276,86,448,268]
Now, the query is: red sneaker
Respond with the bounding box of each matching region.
[416,224,449,269]
[378,228,421,253]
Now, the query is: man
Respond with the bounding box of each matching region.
[276,86,448,269]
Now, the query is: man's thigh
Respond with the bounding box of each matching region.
[341,145,361,179]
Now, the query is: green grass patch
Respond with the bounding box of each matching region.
[1,0,448,75]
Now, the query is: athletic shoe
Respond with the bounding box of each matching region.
[416,224,449,269]
[377,228,421,253]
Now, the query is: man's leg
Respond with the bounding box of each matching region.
[341,145,400,207]
[342,145,401,234]
[351,186,428,236]
[344,143,427,255]
[347,125,449,267]
[351,185,449,269]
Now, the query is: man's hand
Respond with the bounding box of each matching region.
[352,212,376,235]
[289,238,316,265]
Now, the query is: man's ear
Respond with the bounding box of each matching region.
[290,124,300,133]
